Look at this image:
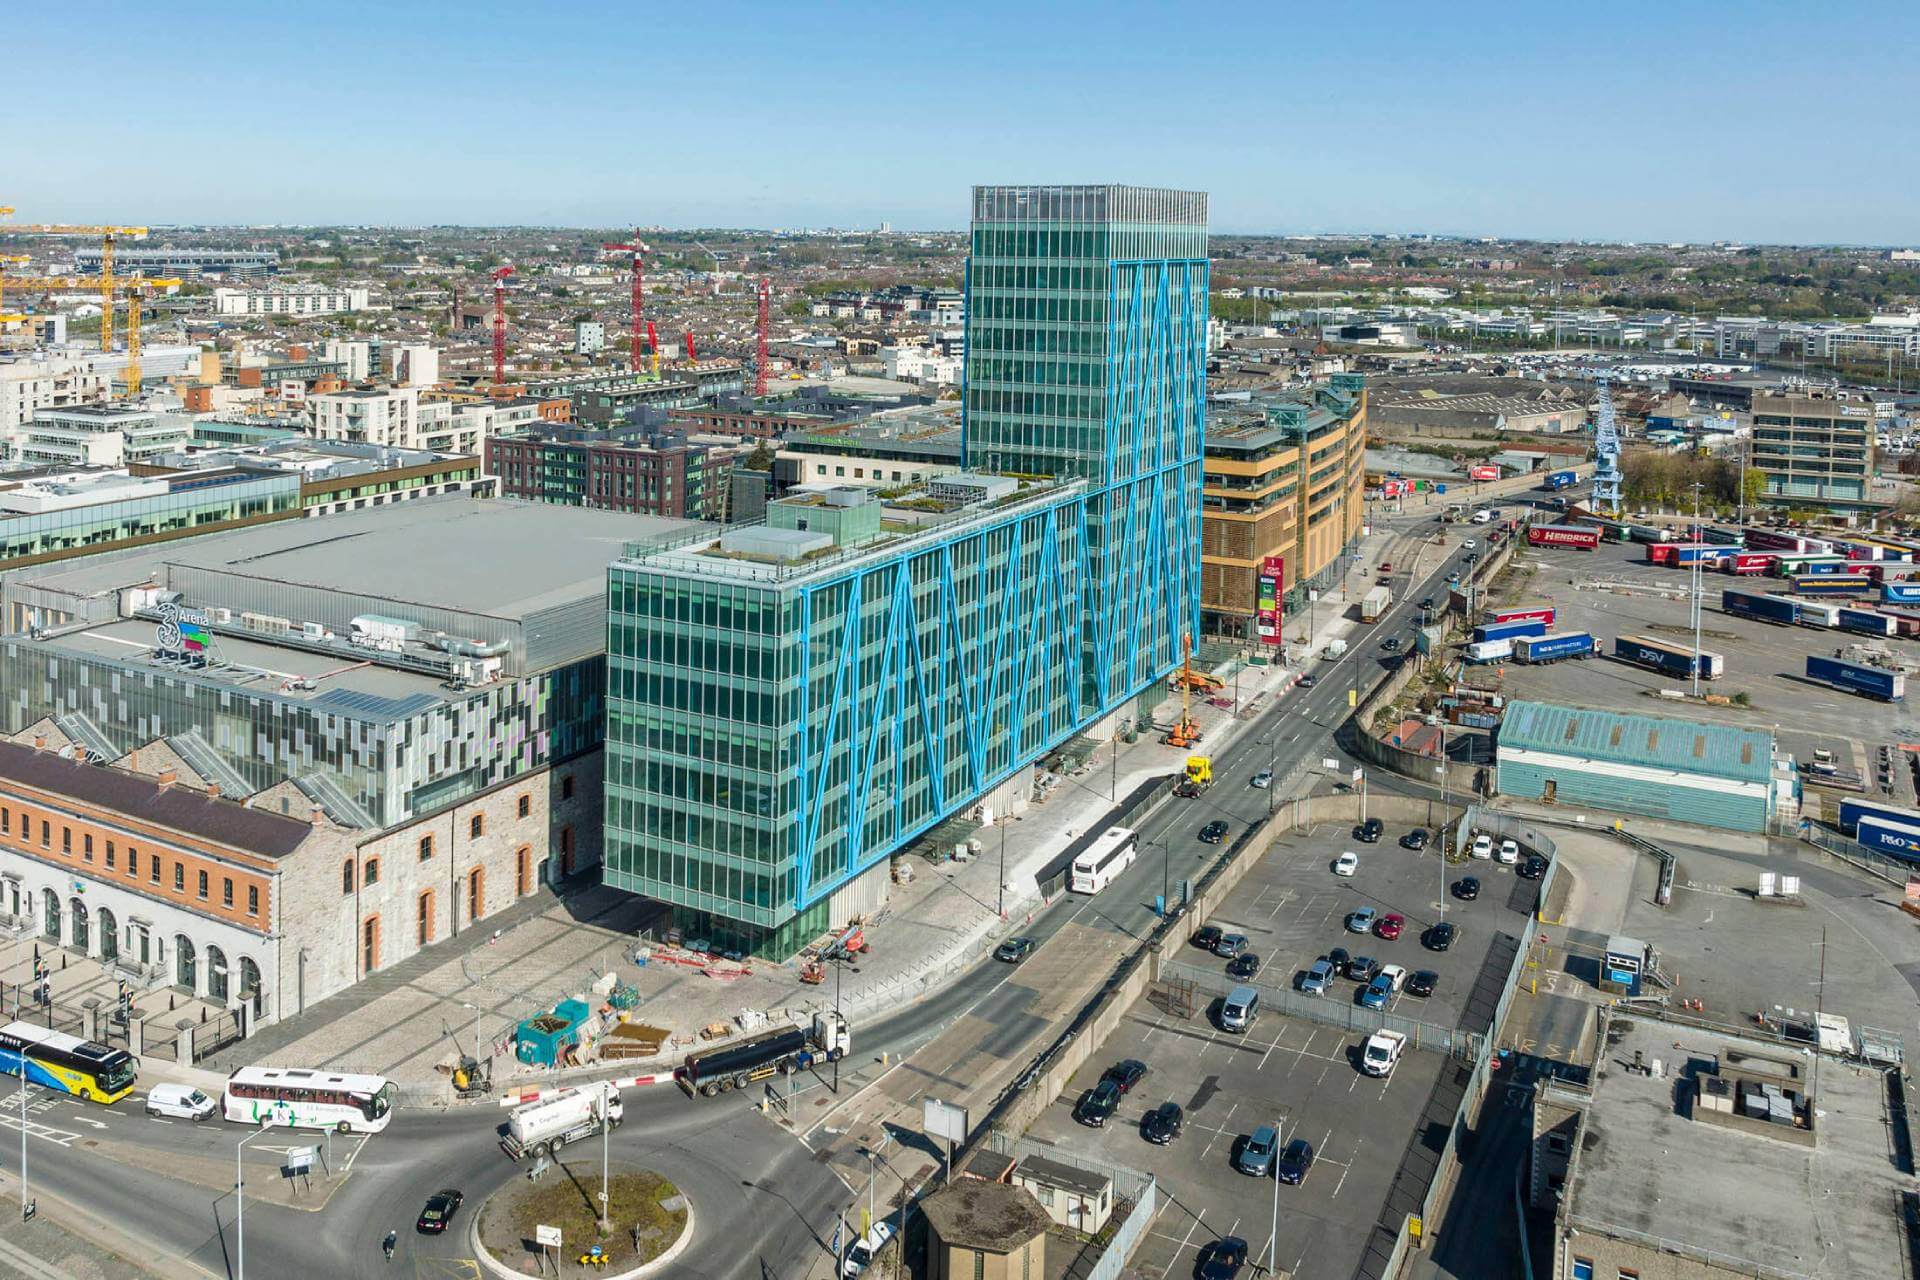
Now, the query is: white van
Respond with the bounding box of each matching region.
[145,1083,218,1121]
[1470,509,1493,524]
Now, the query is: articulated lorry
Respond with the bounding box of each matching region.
[1805,655,1905,702]
[1359,585,1392,623]
[677,1012,851,1097]
[502,1087,624,1160]
[1512,632,1599,664]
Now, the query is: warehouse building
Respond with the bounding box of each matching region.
[1495,700,1783,832]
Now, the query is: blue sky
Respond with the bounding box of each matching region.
[8,1,1916,244]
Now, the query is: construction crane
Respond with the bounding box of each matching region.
[0,254,27,318]
[0,225,148,354]
[1591,376,1624,519]
[644,320,661,377]
[684,330,698,363]
[755,276,771,397]
[489,266,514,386]
[601,236,650,373]
[0,273,179,395]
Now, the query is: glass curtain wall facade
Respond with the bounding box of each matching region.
[965,185,1208,712]
[604,487,1087,956]
[0,476,302,571]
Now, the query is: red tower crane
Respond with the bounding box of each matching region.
[755,275,771,397]
[601,236,650,373]
[684,330,697,363]
[489,266,514,385]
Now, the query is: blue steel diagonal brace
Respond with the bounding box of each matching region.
[845,563,909,883]
[795,574,862,908]
[908,558,947,817]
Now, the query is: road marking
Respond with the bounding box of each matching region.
[1198,1102,1237,1160]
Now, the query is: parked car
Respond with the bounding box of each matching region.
[1375,913,1404,941]
[144,1083,216,1121]
[1103,1060,1148,1094]
[1453,876,1481,901]
[1520,854,1548,880]
[1361,1030,1407,1078]
[1424,921,1458,952]
[1406,969,1439,998]
[1346,954,1378,983]
[1299,959,1334,995]
[1198,1237,1249,1280]
[1333,851,1359,877]
[1360,973,1397,1010]
[1345,907,1378,934]
[1497,838,1521,865]
[1192,925,1224,951]
[1470,834,1493,860]
[1075,1079,1122,1127]
[1213,931,1248,958]
[1227,952,1262,980]
[1400,827,1429,851]
[1140,1101,1184,1145]
[1275,1138,1316,1185]
[416,1188,465,1235]
[994,936,1035,964]
[1250,769,1274,789]
[1200,820,1230,845]
[1355,818,1383,843]
[1237,1126,1278,1176]
[1327,947,1351,974]
[843,1221,896,1277]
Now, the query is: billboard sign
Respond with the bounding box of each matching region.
[1255,556,1285,646]
[1469,465,1500,482]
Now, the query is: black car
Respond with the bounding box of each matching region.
[1519,854,1548,880]
[1275,1138,1316,1185]
[1141,1101,1183,1145]
[1400,827,1429,851]
[1074,1079,1122,1127]
[1227,952,1262,980]
[1327,946,1351,975]
[416,1188,464,1235]
[1406,969,1439,997]
[1354,818,1383,844]
[1424,922,1458,952]
[1297,673,1317,689]
[1380,636,1402,653]
[1104,1059,1148,1094]
[1346,955,1378,982]
[1200,820,1230,845]
[1453,876,1480,901]
[994,936,1035,964]
[1192,925,1224,951]
[1418,597,1435,611]
[1197,1236,1249,1280]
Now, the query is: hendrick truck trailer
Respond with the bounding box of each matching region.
[1512,632,1600,664]
[1527,524,1601,550]
[1484,603,1556,627]
[1614,634,1724,680]
[677,1012,850,1097]
[1805,656,1905,701]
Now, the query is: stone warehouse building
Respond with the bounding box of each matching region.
[0,495,685,1023]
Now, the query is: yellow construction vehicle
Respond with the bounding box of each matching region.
[1173,755,1215,798]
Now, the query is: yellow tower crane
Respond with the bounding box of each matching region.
[0,254,27,326]
[0,225,148,353]
[0,274,180,396]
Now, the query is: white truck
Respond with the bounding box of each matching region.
[1464,638,1513,664]
[1360,585,1392,624]
[501,1087,623,1160]
[1322,638,1349,660]
[1361,1030,1407,1078]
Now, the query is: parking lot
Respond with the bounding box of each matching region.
[1488,534,1912,768]
[1024,822,1534,1280]
[1028,982,1450,1280]
[1185,821,1532,1037]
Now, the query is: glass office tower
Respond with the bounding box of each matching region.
[603,185,1208,956]
[965,185,1209,711]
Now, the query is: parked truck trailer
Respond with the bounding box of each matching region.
[1613,634,1724,680]
[1805,655,1905,702]
[1512,632,1599,664]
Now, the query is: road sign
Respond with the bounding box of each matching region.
[285,1146,315,1172]
[923,1098,968,1144]
[1321,758,1339,771]
[536,1224,562,1248]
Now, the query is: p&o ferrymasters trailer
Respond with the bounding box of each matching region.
[1512,632,1599,664]
[1721,590,1800,625]
[1805,655,1904,702]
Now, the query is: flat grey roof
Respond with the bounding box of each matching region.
[1562,1014,1904,1279]
[10,495,698,622]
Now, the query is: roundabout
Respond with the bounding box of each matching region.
[472,1161,692,1278]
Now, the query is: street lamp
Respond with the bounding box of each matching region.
[598,1081,614,1233]
[236,1117,282,1279]
[16,1061,29,1222]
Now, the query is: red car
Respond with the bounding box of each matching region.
[1374,913,1405,941]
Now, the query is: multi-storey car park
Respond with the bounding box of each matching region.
[604,184,1210,956]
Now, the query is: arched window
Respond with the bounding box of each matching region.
[69,899,88,952]
[364,857,380,887]
[341,860,355,894]
[41,887,60,941]
[206,945,229,1003]
[175,935,197,991]
[238,957,263,1017]
[98,907,118,962]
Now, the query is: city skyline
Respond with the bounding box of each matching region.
[8,1,1917,245]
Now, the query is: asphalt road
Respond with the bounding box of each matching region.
[4,509,1482,1280]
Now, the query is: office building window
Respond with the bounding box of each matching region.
[223,878,234,908]
[470,814,484,838]
[419,834,434,860]
[248,885,259,915]
[518,794,531,818]
[174,864,185,892]
[150,853,160,882]
[1571,1262,1594,1280]
[342,860,355,894]
[365,858,380,886]
[198,869,208,899]
[106,841,115,870]
[561,775,574,801]
[83,834,93,861]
